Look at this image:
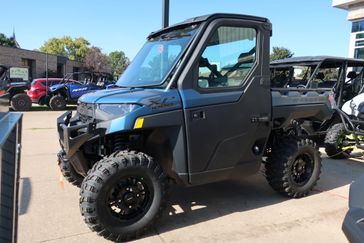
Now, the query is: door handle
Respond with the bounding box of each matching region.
[191,110,206,120]
[251,116,270,123]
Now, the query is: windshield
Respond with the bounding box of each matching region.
[117,24,200,87]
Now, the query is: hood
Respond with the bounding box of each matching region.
[79,87,182,108]
[50,83,65,91]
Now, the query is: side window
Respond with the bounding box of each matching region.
[198,26,257,89]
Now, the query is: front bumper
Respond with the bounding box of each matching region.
[57,111,97,158]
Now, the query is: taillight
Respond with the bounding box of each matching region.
[328,93,336,109]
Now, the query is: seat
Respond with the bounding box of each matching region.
[347,71,357,80]
[316,72,325,81]
[311,72,325,88]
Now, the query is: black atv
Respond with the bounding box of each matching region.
[0,65,31,111]
[270,56,364,146]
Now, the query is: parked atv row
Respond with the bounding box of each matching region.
[0,70,115,112]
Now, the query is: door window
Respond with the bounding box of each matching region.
[198,26,257,89]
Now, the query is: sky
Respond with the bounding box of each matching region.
[0,0,351,59]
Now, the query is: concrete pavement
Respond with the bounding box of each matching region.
[18,110,364,243]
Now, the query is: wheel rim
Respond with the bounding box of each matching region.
[107,176,153,222]
[17,99,25,108]
[291,153,314,186]
[55,99,63,108]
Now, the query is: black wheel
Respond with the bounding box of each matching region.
[58,152,83,187]
[49,95,66,110]
[324,123,352,159]
[266,137,321,198]
[80,151,168,242]
[10,93,31,111]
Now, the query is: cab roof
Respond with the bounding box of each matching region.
[148,13,271,39]
[270,56,364,68]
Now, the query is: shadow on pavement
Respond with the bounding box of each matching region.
[28,106,76,112]
[9,105,76,112]
[148,173,286,236]
[19,177,31,215]
[317,157,364,192]
[137,158,364,239]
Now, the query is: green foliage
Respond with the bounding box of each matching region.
[320,68,339,81]
[270,47,294,61]
[0,33,17,47]
[39,36,90,61]
[40,36,130,76]
[108,51,130,79]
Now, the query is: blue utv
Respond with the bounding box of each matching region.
[56,14,334,242]
[48,72,115,110]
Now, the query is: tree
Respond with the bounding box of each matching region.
[108,51,130,78]
[84,47,109,72]
[39,36,90,61]
[270,47,294,61]
[0,33,17,47]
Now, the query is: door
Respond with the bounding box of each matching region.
[179,19,272,184]
[68,82,92,99]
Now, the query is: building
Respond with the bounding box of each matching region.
[0,45,83,80]
[333,0,364,58]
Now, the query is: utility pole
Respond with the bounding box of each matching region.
[162,0,169,28]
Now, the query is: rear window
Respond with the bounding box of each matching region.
[41,80,62,86]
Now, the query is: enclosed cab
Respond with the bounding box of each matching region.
[57,14,332,241]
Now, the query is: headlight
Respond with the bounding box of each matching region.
[96,104,140,120]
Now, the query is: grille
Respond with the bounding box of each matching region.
[77,102,94,123]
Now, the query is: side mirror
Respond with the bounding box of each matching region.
[199,57,209,67]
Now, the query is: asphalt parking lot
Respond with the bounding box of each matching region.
[18,109,364,243]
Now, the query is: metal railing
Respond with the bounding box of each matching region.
[0,94,22,243]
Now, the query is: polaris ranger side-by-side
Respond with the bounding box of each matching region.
[47,72,115,110]
[57,14,333,241]
[270,57,364,146]
[0,65,31,111]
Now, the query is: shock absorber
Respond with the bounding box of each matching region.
[114,134,126,152]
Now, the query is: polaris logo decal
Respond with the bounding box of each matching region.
[73,87,88,92]
[147,96,177,109]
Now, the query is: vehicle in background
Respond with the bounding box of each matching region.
[0,65,31,111]
[47,72,115,110]
[324,82,364,158]
[270,56,364,144]
[342,175,364,243]
[27,78,77,106]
